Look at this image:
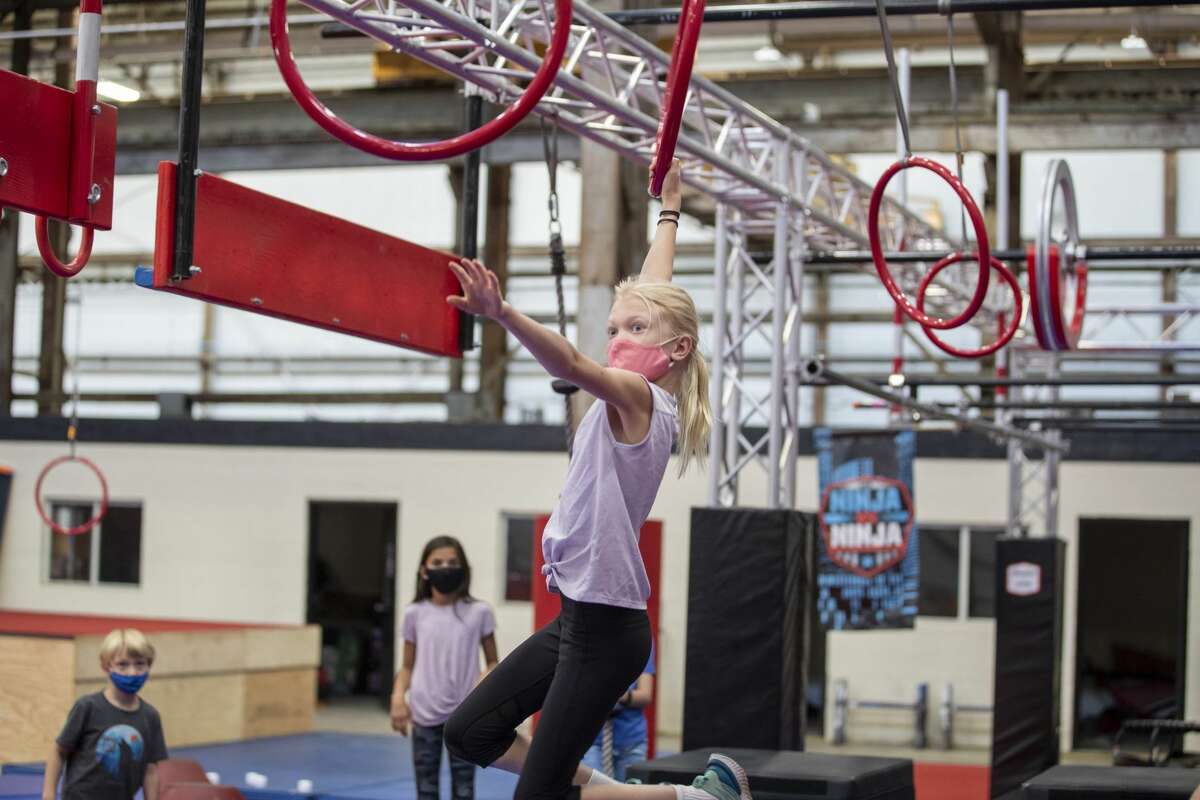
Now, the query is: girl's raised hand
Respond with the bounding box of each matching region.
[447,258,506,319]
[660,158,683,211]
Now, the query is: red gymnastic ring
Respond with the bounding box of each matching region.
[1047,251,1087,351]
[648,0,705,198]
[34,455,109,536]
[916,253,1023,359]
[269,0,572,162]
[35,217,94,278]
[868,156,991,330]
[1027,245,1088,351]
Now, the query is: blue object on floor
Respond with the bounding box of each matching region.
[0,773,43,798]
[2,732,522,800]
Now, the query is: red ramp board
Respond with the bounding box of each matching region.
[144,161,464,358]
[0,69,117,228]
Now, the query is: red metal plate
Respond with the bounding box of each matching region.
[149,162,463,358]
[0,69,116,228]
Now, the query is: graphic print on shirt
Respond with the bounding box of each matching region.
[95,725,144,778]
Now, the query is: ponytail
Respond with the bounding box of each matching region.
[674,345,712,476]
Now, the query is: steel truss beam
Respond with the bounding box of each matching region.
[607,0,1200,26]
[285,0,951,507]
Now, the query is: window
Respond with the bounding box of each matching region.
[47,502,142,586]
[968,528,999,618]
[503,514,537,602]
[918,526,960,617]
[918,524,1002,620]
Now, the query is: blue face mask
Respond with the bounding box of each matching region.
[110,671,149,695]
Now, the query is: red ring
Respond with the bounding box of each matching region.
[1027,245,1087,351]
[34,455,110,536]
[916,253,1023,359]
[269,0,572,162]
[648,0,705,198]
[35,217,94,278]
[1026,244,1053,350]
[868,156,991,330]
[1047,255,1088,351]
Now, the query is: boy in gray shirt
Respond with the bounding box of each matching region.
[43,629,168,800]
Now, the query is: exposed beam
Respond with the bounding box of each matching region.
[102,66,1200,176]
[606,0,1200,25]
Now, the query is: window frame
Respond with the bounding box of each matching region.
[499,511,541,605]
[43,498,144,588]
[917,522,1003,622]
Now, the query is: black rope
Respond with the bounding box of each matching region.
[875,0,912,157]
[542,114,577,454]
[943,2,968,243]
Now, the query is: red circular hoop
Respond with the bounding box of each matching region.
[648,0,705,198]
[1047,254,1087,351]
[868,156,991,330]
[35,217,94,278]
[34,455,110,536]
[1027,245,1087,351]
[269,0,572,162]
[916,253,1023,359]
[1026,244,1053,350]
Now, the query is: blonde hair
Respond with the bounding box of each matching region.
[614,277,711,475]
[99,628,156,668]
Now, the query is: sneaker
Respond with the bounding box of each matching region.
[689,753,752,800]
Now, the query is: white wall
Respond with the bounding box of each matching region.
[0,438,743,738]
[0,439,1196,751]
[817,459,1200,754]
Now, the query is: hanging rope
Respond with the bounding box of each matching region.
[874,0,912,158]
[542,114,577,455]
[942,0,969,243]
[67,285,84,456]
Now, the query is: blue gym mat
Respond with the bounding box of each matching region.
[3,732,520,800]
[0,773,43,799]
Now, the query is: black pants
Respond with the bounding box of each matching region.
[413,722,477,800]
[445,597,651,800]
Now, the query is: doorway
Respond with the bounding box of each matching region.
[308,501,398,706]
[1074,517,1189,749]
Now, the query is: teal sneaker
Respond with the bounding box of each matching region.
[689,753,752,800]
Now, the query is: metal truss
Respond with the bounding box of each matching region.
[287,0,957,507]
[1004,349,1064,538]
[708,186,805,509]
[295,0,942,246]
[1077,303,1200,353]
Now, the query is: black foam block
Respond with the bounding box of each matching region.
[627,748,914,800]
[990,537,1066,798]
[684,507,815,752]
[1022,765,1200,799]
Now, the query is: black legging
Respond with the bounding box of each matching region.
[445,596,651,800]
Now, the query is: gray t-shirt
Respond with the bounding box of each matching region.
[57,691,168,800]
[541,378,677,609]
[402,599,496,727]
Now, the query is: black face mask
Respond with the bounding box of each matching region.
[426,566,466,595]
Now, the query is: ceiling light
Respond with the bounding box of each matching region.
[888,372,906,388]
[1121,32,1147,50]
[96,80,141,103]
[753,44,783,63]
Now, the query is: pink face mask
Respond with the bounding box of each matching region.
[607,337,677,381]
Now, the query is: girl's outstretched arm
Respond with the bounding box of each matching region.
[639,159,682,285]
[447,259,650,419]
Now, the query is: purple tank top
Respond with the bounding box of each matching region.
[541,379,678,610]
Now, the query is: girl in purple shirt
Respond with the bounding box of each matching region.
[443,162,755,800]
[392,536,499,800]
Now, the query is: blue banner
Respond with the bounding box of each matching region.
[815,428,918,630]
